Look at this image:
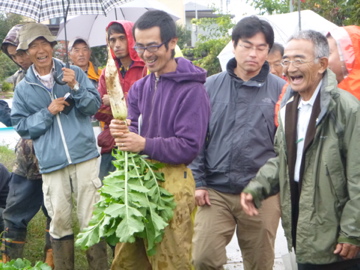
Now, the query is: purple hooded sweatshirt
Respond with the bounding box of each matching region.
[127,57,210,165]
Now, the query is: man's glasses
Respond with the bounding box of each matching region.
[281,58,317,68]
[134,41,168,54]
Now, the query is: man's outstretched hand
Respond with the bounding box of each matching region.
[240,193,259,216]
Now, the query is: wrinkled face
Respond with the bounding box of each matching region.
[233,32,269,76]
[108,32,129,59]
[327,36,344,83]
[7,45,32,70]
[27,38,53,75]
[283,39,327,98]
[267,50,283,78]
[69,42,91,71]
[134,26,177,77]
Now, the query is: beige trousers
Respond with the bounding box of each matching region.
[192,188,281,270]
[111,164,195,270]
[42,158,102,239]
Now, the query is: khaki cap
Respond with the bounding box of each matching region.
[17,23,57,51]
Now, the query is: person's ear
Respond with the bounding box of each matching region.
[318,57,328,74]
[169,37,178,50]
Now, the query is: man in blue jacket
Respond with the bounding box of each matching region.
[11,23,106,270]
[190,16,286,270]
[1,24,54,267]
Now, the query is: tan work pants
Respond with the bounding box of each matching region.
[111,164,195,270]
[192,188,280,270]
[42,158,102,239]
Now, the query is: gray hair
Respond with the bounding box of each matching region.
[287,30,329,59]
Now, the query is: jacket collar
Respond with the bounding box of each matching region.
[226,57,270,86]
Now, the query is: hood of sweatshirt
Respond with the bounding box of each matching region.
[105,20,142,63]
[328,26,360,99]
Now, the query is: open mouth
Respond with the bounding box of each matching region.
[145,58,157,67]
[37,55,48,62]
[290,75,304,84]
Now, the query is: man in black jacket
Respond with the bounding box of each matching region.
[190,16,286,270]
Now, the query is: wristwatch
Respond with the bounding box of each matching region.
[72,82,80,91]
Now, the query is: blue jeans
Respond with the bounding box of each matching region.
[3,173,49,231]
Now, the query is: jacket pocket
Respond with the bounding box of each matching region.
[91,176,103,189]
[325,163,347,209]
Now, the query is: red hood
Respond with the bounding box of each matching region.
[329,26,360,99]
[106,20,142,63]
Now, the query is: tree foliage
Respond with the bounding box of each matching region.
[176,24,191,50]
[246,0,360,26]
[186,14,234,76]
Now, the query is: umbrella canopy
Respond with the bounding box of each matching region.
[56,0,180,47]
[0,0,130,83]
[218,10,338,71]
[0,0,130,23]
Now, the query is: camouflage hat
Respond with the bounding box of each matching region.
[1,24,23,54]
[17,23,57,51]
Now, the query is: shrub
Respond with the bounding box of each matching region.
[1,81,13,92]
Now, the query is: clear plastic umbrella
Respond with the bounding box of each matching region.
[57,0,180,47]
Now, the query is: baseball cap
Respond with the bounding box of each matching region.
[17,23,57,51]
[68,37,90,51]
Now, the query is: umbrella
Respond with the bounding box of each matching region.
[0,0,130,83]
[218,10,338,71]
[56,0,180,47]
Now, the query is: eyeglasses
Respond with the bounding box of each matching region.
[133,41,168,54]
[269,62,282,67]
[238,42,268,53]
[281,59,317,68]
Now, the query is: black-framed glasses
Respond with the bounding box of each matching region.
[281,58,318,68]
[133,41,168,54]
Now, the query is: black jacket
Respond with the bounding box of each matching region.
[190,58,286,194]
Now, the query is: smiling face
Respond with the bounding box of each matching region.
[27,38,53,75]
[283,39,327,100]
[233,32,269,81]
[7,45,32,70]
[134,26,177,77]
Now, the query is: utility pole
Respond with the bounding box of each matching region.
[290,0,294,12]
[226,0,230,13]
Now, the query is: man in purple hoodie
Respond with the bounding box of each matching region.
[109,10,210,270]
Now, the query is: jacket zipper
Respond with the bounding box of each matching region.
[26,80,72,165]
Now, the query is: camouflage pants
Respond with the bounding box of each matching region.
[111,164,195,270]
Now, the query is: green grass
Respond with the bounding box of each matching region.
[0,145,16,172]
[24,209,113,270]
[0,91,13,100]
[0,145,113,269]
